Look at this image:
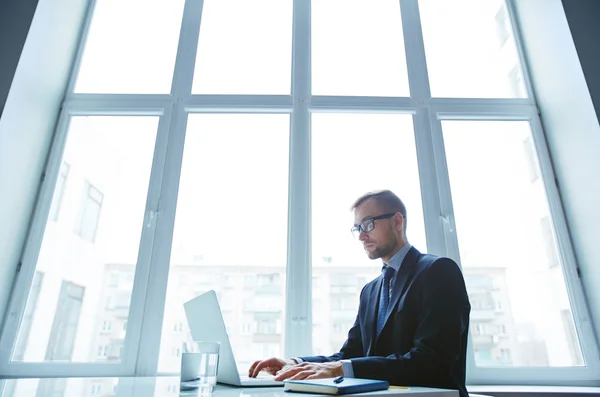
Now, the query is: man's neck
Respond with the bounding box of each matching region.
[383,240,408,265]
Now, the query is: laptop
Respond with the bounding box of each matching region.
[183,290,284,387]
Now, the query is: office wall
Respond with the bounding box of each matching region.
[561,0,600,121]
[513,0,600,352]
[0,0,88,327]
[0,1,39,118]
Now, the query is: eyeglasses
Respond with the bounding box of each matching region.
[351,213,396,238]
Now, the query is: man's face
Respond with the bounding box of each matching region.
[353,199,402,261]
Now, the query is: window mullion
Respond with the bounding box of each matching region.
[399,0,431,101]
[134,0,204,376]
[426,107,479,377]
[412,109,446,256]
[285,0,312,358]
[403,0,477,380]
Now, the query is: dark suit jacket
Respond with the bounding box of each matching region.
[301,247,471,397]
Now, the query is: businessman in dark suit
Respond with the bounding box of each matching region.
[249,190,471,397]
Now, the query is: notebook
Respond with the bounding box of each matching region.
[284,378,389,395]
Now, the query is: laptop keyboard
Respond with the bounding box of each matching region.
[240,376,282,384]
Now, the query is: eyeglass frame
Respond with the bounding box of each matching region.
[351,212,397,238]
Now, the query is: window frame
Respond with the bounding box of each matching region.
[0,0,596,385]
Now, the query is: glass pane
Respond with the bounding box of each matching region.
[312,0,409,96]
[443,120,583,367]
[192,0,293,94]
[158,114,289,373]
[311,114,426,355]
[419,0,527,98]
[75,0,185,94]
[12,116,158,362]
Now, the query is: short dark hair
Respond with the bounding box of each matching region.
[351,190,407,232]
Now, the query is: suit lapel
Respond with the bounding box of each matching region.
[367,276,383,351]
[377,247,420,340]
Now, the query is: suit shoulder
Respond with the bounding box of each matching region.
[415,253,462,277]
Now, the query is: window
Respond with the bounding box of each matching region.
[36,378,67,397]
[193,0,292,94]
[91,383,102,395]
[561,309,584,366]
[312,113,427,355]
[540,216,560,269]
[45,281,85,361]
[108,273,120,287]
[49,162,69,222]
[444,120,584,367]
[522,136,540,183]
[419,0,526,98]
[312,0,409,96]
[158,114,289,374]
[4,117,157,367]
[242,323,253,335]
[3,0,595,386]
[75,181,104,243]
[75,0,185,93]
[12,272,43,361]
[97,345,108,358]
[101,320,111,332]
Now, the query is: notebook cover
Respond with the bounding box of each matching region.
[284,378,390,395]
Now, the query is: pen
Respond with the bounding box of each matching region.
[333,376,344,384]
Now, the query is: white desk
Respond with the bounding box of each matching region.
[0,376,458,397]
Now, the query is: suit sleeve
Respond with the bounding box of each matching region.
[349,258,470,385]
[299,286,367,363]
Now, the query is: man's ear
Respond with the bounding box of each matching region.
[395,213,404,232]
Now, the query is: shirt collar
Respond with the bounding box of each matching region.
[384,242,412,273]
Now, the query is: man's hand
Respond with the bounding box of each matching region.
[273,361,343,381]
[248,357,296,378]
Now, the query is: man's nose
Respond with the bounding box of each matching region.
[359,230,368,241]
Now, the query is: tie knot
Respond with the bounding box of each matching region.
[382,265,395,279]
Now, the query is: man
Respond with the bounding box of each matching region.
[249,190,471,397]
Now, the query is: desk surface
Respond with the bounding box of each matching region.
[0,376,458,397]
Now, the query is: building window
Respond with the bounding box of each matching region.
[108,273,120,287]
[45,281,85,361]
[12,271,44,361]
[49,162,70,222]
[499,348,512,363]
[540,216,560,268]
[167,384,178,393]
[97,345,108,357]
[474,348,492,364]
[74,181,103,242]
[561,309,584,366]
[494,2,511,46]
[242,323,253,335]
[522,136,540,183]
[101,320,111,332]
[91,383,102,394]
[36,378,67,397]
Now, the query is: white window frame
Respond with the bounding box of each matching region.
[0,0,597,385]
